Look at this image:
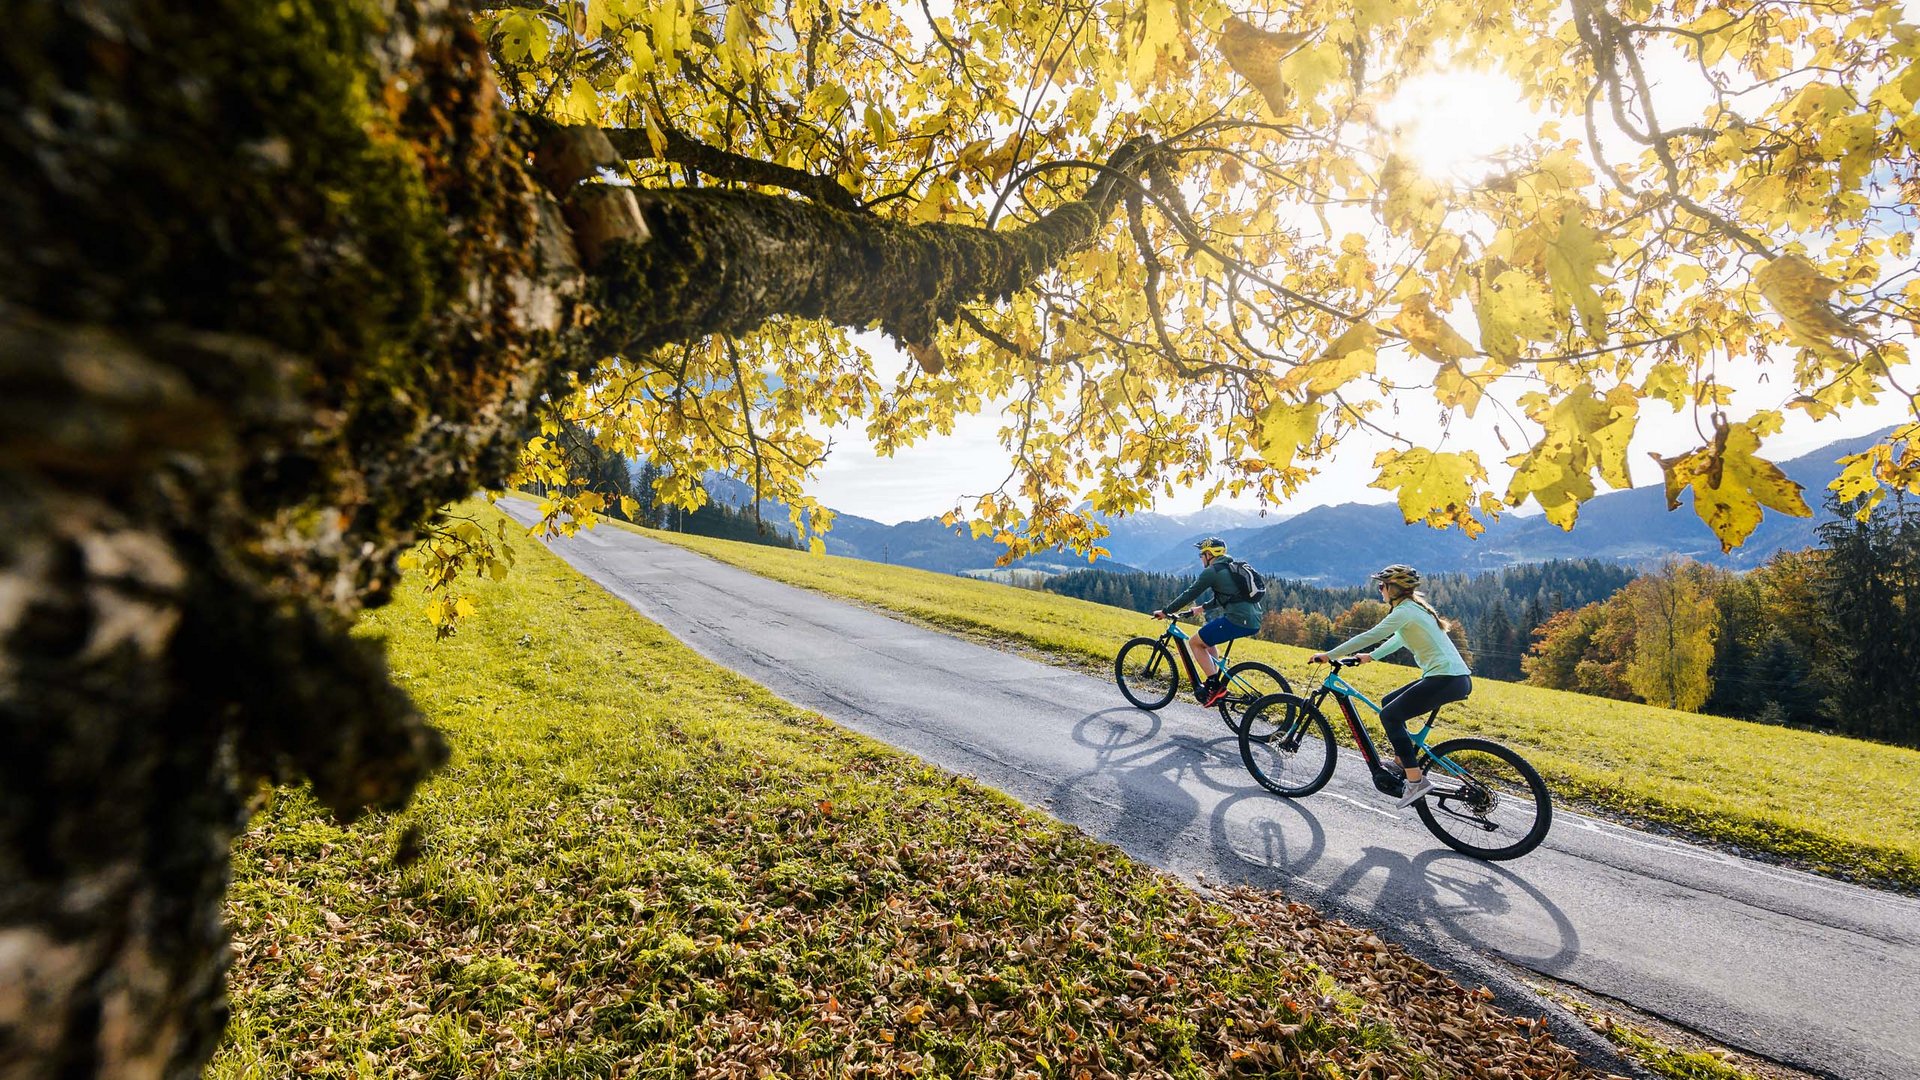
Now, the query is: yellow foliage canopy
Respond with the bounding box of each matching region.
[454,0,1918,600]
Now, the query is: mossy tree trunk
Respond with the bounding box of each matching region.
[0,2,1142,1076]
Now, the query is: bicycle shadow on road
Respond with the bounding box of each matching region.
[1049,707,1251,865]
[1207,794,1580,975]
[1207,789,1329,886]
[1317,846,1582,974]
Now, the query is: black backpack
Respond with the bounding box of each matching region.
[1221,558,1267,603]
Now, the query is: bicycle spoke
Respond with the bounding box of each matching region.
[1114,637,1179,710]
[1414,738,1552,860]
[1218,661,1291,734]
[1238,694,1336,798]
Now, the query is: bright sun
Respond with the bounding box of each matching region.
[1375,69,1539,182]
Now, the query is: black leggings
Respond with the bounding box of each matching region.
[1379,674,1473,768]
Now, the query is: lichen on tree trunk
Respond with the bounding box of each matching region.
[1,1,567,1073]
[0,1,1150,1074]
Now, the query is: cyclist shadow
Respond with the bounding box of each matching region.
[1052,707,1251,864]
[1207,789,1329,885]
[1316,845,1582,974]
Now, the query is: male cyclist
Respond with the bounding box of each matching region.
[1311,563,1472,809]
[1151,537,1261,707]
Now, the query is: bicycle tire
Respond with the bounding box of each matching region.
[1115,637,1179,710]
[1216,661,1292,735]
[1413,737,1553,861]
[1238,693,1337,797]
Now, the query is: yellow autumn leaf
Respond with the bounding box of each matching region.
[1380,155,1443,235]
[1542,200,1609,341]
[1641,362,1691,411]
[1369,447,1489,536]
[722,3,757,77]
[1392,293,1478,364]
[1830,450,1886,517]
[1474,268,1556,362]
[1278,322,1379,398]
[1434,361,1509,418]
[1218,17,1310,114]
[1754,253,1863,354]
[1278,42,1345,113]
[1653,417,1812,552]
[1254,399,1324,470]
[1504,386,1638,528]
[1128,0,1186,92]
[651,1,689,74]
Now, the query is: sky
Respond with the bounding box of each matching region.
[806,342,1912,524]
[804,15,1917,526]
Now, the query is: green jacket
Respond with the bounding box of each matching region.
[1164,561,1261,630]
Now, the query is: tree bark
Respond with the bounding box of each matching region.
[0,2,1147,1076]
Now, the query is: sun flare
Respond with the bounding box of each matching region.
[1375,69,1540,182]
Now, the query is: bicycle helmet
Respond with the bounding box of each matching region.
[1195,536,1229,557]
[1371,563,1421,589]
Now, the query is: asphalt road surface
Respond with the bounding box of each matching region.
[501,500,1920,1080]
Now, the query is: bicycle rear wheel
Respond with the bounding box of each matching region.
[1115,637,1179,710]
[1238,694,1337,797]
[1414,737,1553,861]
[1216,661,1292,734]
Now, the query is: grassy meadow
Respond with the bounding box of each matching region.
[211,505,1607,1079]
[636,523,1920,892]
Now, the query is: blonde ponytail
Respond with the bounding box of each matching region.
[1388,585,1456,633]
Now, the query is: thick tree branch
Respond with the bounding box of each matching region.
[599,120,870,214]
[593,136,1157,358]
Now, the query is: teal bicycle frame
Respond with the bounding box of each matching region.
[1160,618,1239,688]
[1314,659,1467,797]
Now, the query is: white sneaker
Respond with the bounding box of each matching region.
[1395,776,1439,809]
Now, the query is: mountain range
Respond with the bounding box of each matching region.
[1129,427,1896,582]
[697,427,1894,585]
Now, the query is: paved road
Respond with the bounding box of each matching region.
[503,500,1920,1080]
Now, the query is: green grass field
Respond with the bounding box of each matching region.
[634,521,1920,892]
[210,507,1606,1079]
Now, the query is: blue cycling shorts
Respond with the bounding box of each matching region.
[1197,616,1258,646]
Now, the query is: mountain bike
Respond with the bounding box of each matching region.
[1114,614,1291,733]
[1237,658,1552,860]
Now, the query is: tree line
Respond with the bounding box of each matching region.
[1043,558,1637,679]
[1524,496,1920,749]
[529,432,803,551]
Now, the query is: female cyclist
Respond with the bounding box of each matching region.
[1310,564,1472,809]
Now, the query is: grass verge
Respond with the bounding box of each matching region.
[1536,984,1801,1080]
[211,505,1602,1079]
[628,520,1920,892]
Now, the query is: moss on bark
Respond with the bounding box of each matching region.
[594,139,1146,356]
[1,1,575,1074]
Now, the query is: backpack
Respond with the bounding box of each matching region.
[1222,558,1267,603]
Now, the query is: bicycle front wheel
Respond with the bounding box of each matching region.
[1414,737,1553,861]
[1216,661,1293,735]
[1115,637,1179,710]
[1238,693,1337,797]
